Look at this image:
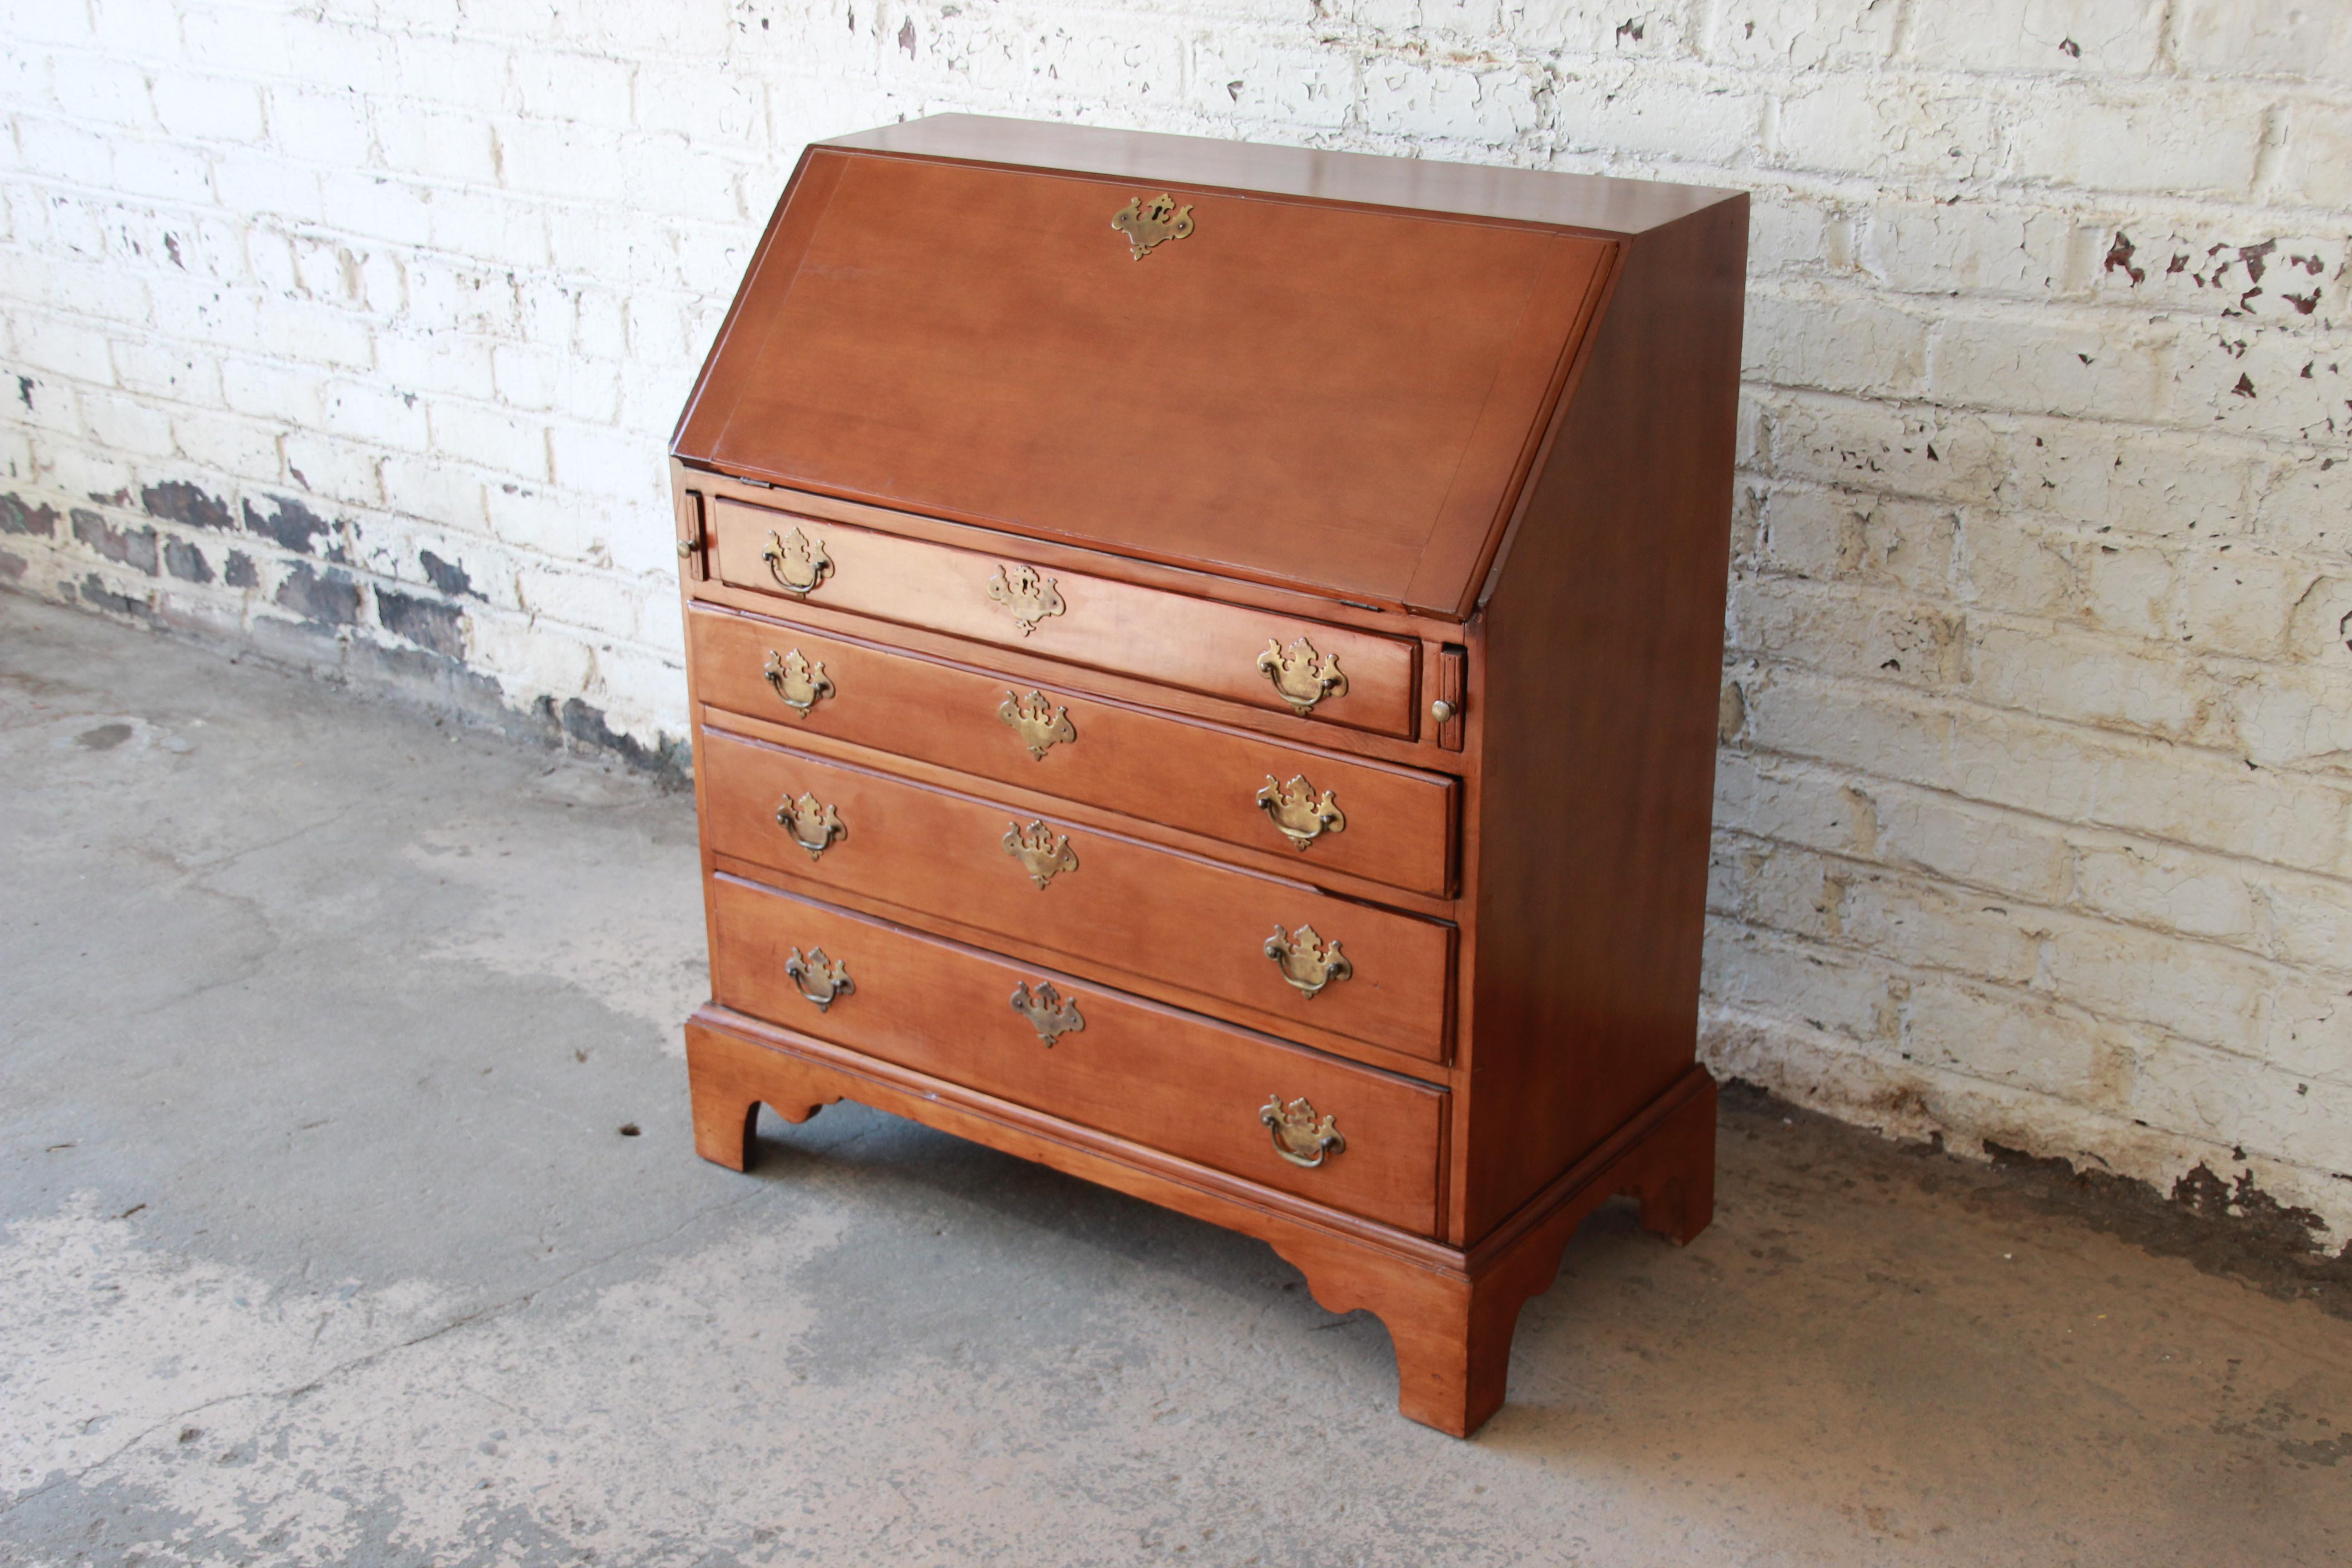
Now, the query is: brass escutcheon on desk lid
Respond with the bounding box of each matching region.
[1259,1095,1345,1169]
[1111,192,1194,260]
[1264,923,1352,1000]
[998,689,1077,760]
[763,647,834,718]
[775,790,847,861]
[1003,819,1080,889]
[1256,636,1348,716]
[985,563,1065,634]
[1256,774,1346,851]
[1009,980,1085,1045]
[783,946,854,1012]
[761,526,833,596]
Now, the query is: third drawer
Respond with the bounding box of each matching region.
[700,726,1454,1065]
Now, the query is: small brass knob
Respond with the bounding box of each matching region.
[1430,699,1456,723]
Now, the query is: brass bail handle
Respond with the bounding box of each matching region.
[1264,924,1352,1000]
[1259,1095,1345,1169]
[764,648,834,718]
[1256,636,1347,717]
[783,946,853,1012]
[776,790,846,861]
[762,526,833,596]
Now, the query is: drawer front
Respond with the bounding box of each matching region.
[688,605,1455,897]
[705,497,1420,738]
[710,873,1444,1234]
[701,729,1453,1064]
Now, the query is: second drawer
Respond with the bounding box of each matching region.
[701,727,1454,1064]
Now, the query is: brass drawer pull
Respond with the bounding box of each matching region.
[1260,1095,1345,1169]
[1003,819,1079,889]
[1264,923,1351,1000]
[763,648,834,718]
[783,946,853,1012]
[1256,774,1345,851]
[986,563,1065,634]
[1256,636,1347,716]
[1010,980,1084,1045]
[776,790,847,861]
[761,526,833,596]
[998,689,1076,760]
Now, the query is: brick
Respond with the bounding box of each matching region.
[1965,619,2231,744]
[2073,839,2258,941]
[2170,0,2352,85]
[427,399,549,479]
[380,454,486,527]
[2008,82,2267,196]
[511,50,637,130]
[318,380,429,453]
[1759,393,2000,512]
[1710,0,1905,70]
[372,106,501,186]
[265,86,374,170]
[2038,916,2270,1052]
[1900,976,2116,1106]
[2132,1043,2352,1169]
[1929,306,2175,423]
[1903,0,2166,74]
[149,72,265,143]
[45,50,158,130]
[1703,921,1902,1044]
[1730,574,1965,686]
[1854,199,2083,299]
[279,430,381,510]
[1772,74,2008,182]
[1554,69,1763,165]
[77,389,176,457]
[253,297,374,371]
[1745,286,1930,399]
[1999,418,2261,540]
[2225,661,2352,776]
[1754,484,1960,594]
[2258,450,2352,556]
[11,313,116,383]
[113,336,220,404]
[15,115,116,186]
[1955,513,2081,620]
[170,407,283,481]
[2276,99,2352,210]
[109,138,215,204]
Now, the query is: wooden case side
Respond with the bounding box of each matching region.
[1457,195,1748,1240]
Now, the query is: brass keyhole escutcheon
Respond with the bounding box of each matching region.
[1009,980,1085,1045]
[1259,1095,1345,1169]
[1002,819,1079,889]
[1264,923,1352,1000]
[783,946,854,1012]
[1256,636,1347,717]
[761,526,833,596]
[763,648,834,718]
[998,689,1076,760]
[1255,774,1345,851]
[776,790,847,861]
[985,563,1066,635]
[1111,192,1194,260]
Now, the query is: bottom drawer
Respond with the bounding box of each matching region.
[709,872,1444,1235]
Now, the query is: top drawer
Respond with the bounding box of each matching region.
[704,497,1420,738]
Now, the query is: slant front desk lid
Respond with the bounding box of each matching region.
[673,115,1742,619]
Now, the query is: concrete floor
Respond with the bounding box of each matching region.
[2,592,2349,1568]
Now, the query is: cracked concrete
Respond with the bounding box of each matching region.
[4,589,2351,1567]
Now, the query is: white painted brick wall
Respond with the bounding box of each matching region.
[5,0,2351,1237]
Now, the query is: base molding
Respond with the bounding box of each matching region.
[686,1004,1715,1437]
